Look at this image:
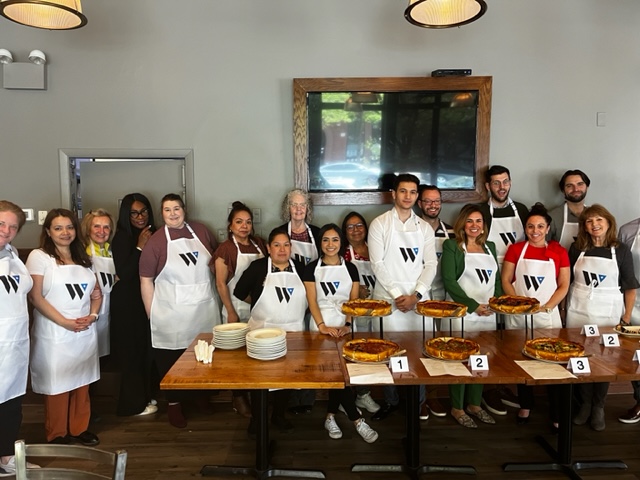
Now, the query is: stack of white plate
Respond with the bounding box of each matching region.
[213,322,250,350]
[246,328,287,361]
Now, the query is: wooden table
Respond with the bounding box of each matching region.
[336,330,531,479]
[161,332,345,479]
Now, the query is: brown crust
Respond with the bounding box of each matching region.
[341,299,392,317]
[524,337,585,362]
[424,337,480,361]
[343,338,400,362]
[416,300,468,318]
[489,295,540,314]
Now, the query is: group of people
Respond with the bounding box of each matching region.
[3,165,640,474]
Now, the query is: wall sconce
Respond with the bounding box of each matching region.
[0,0,87,30]
[1,49,47,90]
[405,0,487,29]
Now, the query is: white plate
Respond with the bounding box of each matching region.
[247,349,287,361]
[246,328,287,342]
[614,325,640,337]
[214,322,250,332]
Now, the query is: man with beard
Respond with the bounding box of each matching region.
[477,165,528,266]
[548,170,590,250]
[416,184,454,419]
[476,165,527,416]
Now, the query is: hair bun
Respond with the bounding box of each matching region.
[529,202,548,216]
[232,201,246,209]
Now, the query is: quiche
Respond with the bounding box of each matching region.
[489,295,539,314]
[523,337,585,362]
[341,299,392,317]
[416,300,468,318]
[424,336,480,361]
[342,338,401,362]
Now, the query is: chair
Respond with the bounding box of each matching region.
[14,440,127,479]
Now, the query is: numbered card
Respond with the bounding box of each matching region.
[581,325,600,337]
[390,356,409,373]
[469,355,489,371]
[567,357,591,374]
[600,333,620,347]
[633,350,640,361]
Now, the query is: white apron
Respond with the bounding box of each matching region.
[487,199,525,266]
[449,244,498,332]
[347,245,375,332]
[30,257,99,395]
[558,203,581,251]
[431,221,450,301]
[150,224,219,349]
[222,237,264,323]
[506,242,561,329]
[288,222,318,266]
[90,244,115,357]
[566,248,623,327]
[248,258,307,331]
[309,259,353,330]
[629,226,640,325]
[372,217,431,332]
[0,249,33,403]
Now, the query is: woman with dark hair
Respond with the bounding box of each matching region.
[567,204,639,431]
[501,203,570,425]
[27,209,102,445]
[0,201,40,475]
[213,201,265,417]
[110,193,158,417]
[140,193,219,428]
[303,223,379,443]
[441,204,501,428]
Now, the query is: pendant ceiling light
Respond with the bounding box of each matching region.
[405,0,487,29]
[0,0,87,30]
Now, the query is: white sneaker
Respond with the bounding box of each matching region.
[355,418,379,443]
[0,456,40,476]
[338,404,362,416]
[355,393,381,413]
[149,399,158,406]
[324,415,342,439]
[136,404,158,416]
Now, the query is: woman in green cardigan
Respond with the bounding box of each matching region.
[441,204,503,428]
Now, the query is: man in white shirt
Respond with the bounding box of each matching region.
[368,174,438,420]
[548,169,590,250]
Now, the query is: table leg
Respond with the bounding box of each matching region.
[352,385,475,478]
[503,384,627,479]
[201,389,325,479]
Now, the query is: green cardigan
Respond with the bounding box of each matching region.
[441,238,503,313]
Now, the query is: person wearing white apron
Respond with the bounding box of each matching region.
[278,189,319,268]
[140,194,220,428]
[27,209,102,445]
[441,205,502,428]
[233,228,309,433]
[557,203,582,251]
[0,202,35,473]
[486,199,525,266]
[81,209,117,358]
[566,204,639,431]
[214,202,265,324]
[548,170,591,249]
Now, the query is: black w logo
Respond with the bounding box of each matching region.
[178,251,199,266]
[320,281,340,296]
[99,272,115,288]
[399,247,419,262]
[361,275,376,289]
[275,286,295,303]
[293,253,311,265]
[523,275,545,291]
[498,232,518,246]
[582,271,606,288]
[475,269,492,284]
[65,283,88,300]
[0,275,19,294]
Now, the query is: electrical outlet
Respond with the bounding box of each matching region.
[217,229,227,242]
[38,210,48,225]
[252,208,261,224]
[22,208,34,222]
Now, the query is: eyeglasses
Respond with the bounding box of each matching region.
[130,208,149,218]
[289,202,307,209]
[490,179,511,188]
[420,200,441,206]
[346,223,364,231]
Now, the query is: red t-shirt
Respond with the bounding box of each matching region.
[503,240,570,282]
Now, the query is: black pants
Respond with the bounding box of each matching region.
[328,387,361,421]
[0,395,22,456]
[153,347,187,403]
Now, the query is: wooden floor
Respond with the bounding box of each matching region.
[18,383,640,480]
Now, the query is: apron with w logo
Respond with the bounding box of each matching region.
[31,253,98,395]
[89,242,116,357]
[487,199,525,266]
[310,259,352,330]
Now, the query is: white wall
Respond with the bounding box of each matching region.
[1,0,639,246]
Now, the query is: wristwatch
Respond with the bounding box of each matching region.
[414,291,422,300]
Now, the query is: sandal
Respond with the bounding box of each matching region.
[466,407,496,424]
[453,412,477,428]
